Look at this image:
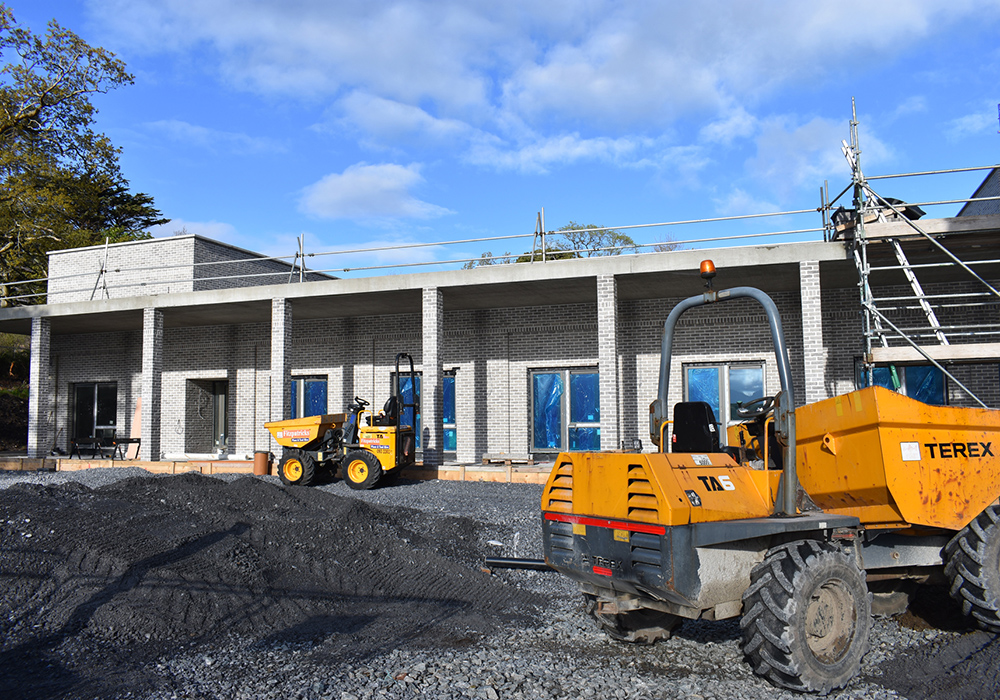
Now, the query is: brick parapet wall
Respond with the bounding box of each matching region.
[46,236,327,304]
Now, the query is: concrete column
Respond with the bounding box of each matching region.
[27,317,51,458]
[799,260,826,405]
[421,287,443,466]
[140,308,163,460]
[455,362,477,463]
[270,299,292,433]
[597,274,620,450]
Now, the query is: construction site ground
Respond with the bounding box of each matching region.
[1,467,998,700]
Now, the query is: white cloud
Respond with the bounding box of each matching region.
[745,116,880,198]
[86,0,999,191]
[699,106,758,145]
[298,163,453,220]
[947,105,998,140]
[465,132,656,173]
[714,189,779,217]
[93,1,996,133]
[146,120,285,154]
[332,92,475,145]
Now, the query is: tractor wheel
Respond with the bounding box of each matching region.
[343,450,383,490]
[944,504,1000,633]
[582,594,681,644]
[740,539,870,694]
[278,451,317,487]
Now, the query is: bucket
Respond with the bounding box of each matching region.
[253,450,272,476]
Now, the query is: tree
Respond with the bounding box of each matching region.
[0,9,166,305]
[551,221,637,257]
[463,221,638,268]
[652,232,682,252]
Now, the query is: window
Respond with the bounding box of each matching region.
[73,382,117,439]
[683,362,765,445]
[211,381,228,450]
[394,373,422,448]
[857,363,946,405]
[443,372,456,452]
[290,376,328,419]
[531,369,600,452]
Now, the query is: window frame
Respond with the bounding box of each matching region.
[681,361,766,445]
[72,381,118,440]
[211,380,228,450]
[529,367,600,453]
[442,371,456,453]
[855,361,948,406]
[290,375,328,419]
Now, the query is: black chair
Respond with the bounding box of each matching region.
[671,401,721,453]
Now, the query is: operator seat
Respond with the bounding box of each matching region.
[372,395,399,427]
[672,401,721,453]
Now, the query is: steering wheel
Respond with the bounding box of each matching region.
[736,395,775,420]
[353,396,369,407]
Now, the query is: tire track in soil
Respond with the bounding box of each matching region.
[0,473,546,699]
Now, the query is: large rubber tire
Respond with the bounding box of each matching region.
[740,539,871,694]
[343,450,383,490]
[278,451,317,487]
[944,504,1000,633]
[583,594,681,645]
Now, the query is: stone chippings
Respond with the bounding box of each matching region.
[0,468,983,700]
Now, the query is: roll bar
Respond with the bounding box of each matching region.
[647,285,798,516]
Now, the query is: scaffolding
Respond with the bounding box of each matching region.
[839,101,1000,408]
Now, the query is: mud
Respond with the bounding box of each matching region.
[0,473,543,699]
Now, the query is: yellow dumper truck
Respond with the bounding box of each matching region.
[266,353,418,489]
[541,261,1000,693]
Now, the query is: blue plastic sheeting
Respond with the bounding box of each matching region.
[399,376,422,448]
[533,373,563,450]
[729,366,764,416]
[908,365,944,405]
[570,373,600,423]
[305,380,326,417]
[686,367,720,421]
[443,376,456,424]
[871,367,900,392]
[290,379,327,419]
[443,375,456,451]
[870,365,945,405]
[569,427,600,451]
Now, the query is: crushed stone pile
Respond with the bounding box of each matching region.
[0,473,544,698]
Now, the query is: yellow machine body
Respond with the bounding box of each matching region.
[357,422,414,472]
[265,413,349,452]
[540,270,1000,694]
[796,385,1000,531]
[543,451,782,528]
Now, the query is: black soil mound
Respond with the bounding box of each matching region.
[0,474,545,698]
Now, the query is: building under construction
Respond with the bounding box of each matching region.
[1,146,998,468]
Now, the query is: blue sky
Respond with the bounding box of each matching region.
[13,1,1000,276]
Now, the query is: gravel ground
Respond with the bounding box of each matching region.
[0,467,996,700]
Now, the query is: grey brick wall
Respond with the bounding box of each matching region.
[27,318,52,457]
[47,235,327,303]
[422,287,443,466]
[38,272,1000,461]
[141,308,163,460]
[597,274,620,450]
